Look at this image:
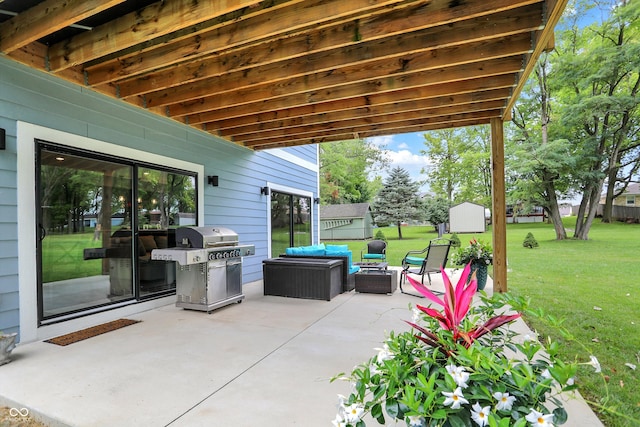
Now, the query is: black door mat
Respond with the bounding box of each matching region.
[45,319,141,346]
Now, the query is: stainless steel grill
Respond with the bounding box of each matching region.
[151,226,255,312]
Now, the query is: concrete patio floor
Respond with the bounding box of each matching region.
[0,269,603,426]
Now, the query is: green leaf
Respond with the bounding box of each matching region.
[385,399,399,419]
[371,403,385,424]
[553,407,568,425]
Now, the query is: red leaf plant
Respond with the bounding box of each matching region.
[403,264,520,354]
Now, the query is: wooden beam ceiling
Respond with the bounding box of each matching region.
[0,0,569,150]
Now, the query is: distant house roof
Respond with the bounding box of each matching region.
[320,203,371,220]
[621,183,640,195]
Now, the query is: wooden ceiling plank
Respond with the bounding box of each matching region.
[242,110,500,146]
[83,0,413,84]
[114,2,542,99]
[164,51,525,118]
[144,31,532,108]
[216,91,509,135]
[0,0,125,53]
[86,0,534,87]
[118,5,541,99]
[226,100,506,142]
[186,74,516,125]
[248,117,489,150]
[46,0,269,72]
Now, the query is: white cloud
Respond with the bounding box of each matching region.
[366,135,394,147]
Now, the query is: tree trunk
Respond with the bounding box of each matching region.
[574,181,604,240]
[397,223,403,239]
[544,177,567,240]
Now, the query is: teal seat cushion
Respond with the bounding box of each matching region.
[325,248,360,274]
[286,244,326,256]
[363,253,385,260]
[405,256,424,265]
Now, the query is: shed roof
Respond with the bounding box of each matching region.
[320,203,371,220]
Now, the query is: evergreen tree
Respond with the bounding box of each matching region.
[372,167,423,239]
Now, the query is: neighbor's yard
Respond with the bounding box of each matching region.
[325,218,639,427]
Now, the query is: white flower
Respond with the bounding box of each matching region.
[493,391,516,411]
[375,343,394,364]
[331,414,347,427]
[589,355,601,373]
[471,402,490,426]
[408,414,425,427]
[369,363,380,376]
[446,364,470,388]
[526,409,555,427]
[412,307,421,323]
[342,403,364,423]
[442,387,469,409]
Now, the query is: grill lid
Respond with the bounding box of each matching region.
[176,226,239,248]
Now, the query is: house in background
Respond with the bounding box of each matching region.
[603,182,640,207]
[449,202,487,233]
[506,205,546,223]
[320,203,374,240]
[1,57,319,344]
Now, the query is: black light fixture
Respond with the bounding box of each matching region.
[0,128,5,150]
[314,197,320,204]
[208,175,219,186]
[260,186,270,196]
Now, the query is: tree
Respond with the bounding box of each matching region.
[421,126,492,207]
[422,196,450,230]
[509,52,574,240]
[508,0,640,240]
[371,167,423,239]
[319,139,387,204]
[553,0,640,238]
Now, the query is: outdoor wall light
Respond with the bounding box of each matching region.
[260,186,270,196]
[314,197,320,204]
[0,128,5,150]
[208,175,219,186]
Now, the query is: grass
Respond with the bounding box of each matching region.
[42,232,103,283]
[324,220,640,427]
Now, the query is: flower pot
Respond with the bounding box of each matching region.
[0,332,18,366]
[470,262,488,291]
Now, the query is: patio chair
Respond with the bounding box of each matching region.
[400,238,452,297]
[360,239,387,262]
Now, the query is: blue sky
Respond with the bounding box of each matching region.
[366,132,433,191]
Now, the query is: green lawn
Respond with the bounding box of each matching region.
[324,220,640,427]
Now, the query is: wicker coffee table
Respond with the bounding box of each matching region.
[354,268,397,294]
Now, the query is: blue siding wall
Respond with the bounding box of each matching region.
[0,57,318,334]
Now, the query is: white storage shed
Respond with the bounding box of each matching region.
[449,202,486,233]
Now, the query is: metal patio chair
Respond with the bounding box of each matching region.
[360,239,387,262]
[400,238,452,297]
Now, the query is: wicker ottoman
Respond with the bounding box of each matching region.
[354,270,397,294]
[262,257,343,301]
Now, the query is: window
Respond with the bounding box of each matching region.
[626,196,635,206]
[36,142,197,322]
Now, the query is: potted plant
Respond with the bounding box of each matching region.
[451,239,493,291]
[0,330,18,366]
[332,266,602,427]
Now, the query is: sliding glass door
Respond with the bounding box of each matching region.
[270,191,312,256]
[36,142,197,322]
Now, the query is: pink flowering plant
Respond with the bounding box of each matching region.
[332,265,603,427]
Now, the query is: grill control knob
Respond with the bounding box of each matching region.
[193,256,201,262]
